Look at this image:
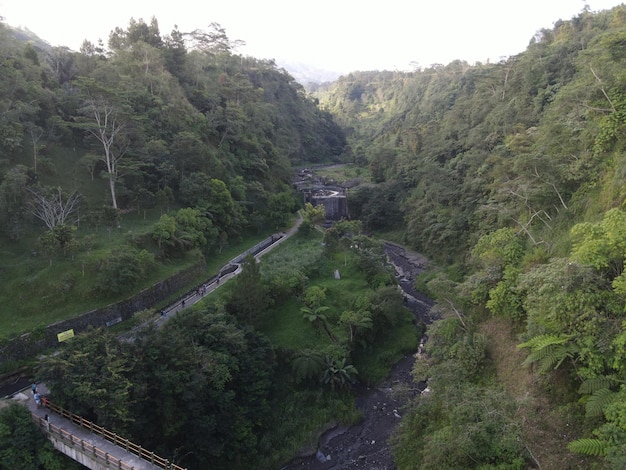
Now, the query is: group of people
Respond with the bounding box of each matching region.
[31,383,46,408]
[160,274,224,319]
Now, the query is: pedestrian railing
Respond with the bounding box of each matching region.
[33,414,137,470]
[37,401,186,470]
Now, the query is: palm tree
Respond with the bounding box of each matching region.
[291,349,325,383]
[301,306,336,342]
[322,357,358,391]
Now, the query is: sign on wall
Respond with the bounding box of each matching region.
[57,329,75,342]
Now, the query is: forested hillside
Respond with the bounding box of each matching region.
[5,5,626,469]
[0,15,419,470]
[0,17,345,338]
[315,5,626,468]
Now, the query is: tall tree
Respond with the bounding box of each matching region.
[81,98,128,210]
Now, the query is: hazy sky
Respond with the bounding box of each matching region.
[1,0,624,73]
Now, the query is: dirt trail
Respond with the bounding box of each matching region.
[282,243,434,470]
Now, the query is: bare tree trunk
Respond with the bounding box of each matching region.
[29,126,44,174]
[87,101,126,209]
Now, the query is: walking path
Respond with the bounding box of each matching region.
[144,212,303,330]
[3,214,304,470]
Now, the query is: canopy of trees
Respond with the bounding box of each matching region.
[313,4,626,468]
[0,17,346,242]
[6,3,626,469]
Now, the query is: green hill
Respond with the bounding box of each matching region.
[314,4,626,468]
[0,18,346,341]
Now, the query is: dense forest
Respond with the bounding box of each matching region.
[3,3,626,469]
[314,4,626,469]
[0,15,412,470]
[0,17,346,337]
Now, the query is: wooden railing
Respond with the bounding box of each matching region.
[36,401,186,470]
[33,414,136,470]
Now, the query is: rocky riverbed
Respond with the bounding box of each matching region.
[282,243,436,470]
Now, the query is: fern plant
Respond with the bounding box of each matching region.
[584,387,618,418]
[567,438,607,456]
[518,334,579,374]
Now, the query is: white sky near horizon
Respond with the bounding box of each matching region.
[1,0,624,73]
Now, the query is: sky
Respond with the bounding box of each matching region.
[1,0,625,73]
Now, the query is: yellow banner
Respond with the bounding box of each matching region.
[57,329,75,342]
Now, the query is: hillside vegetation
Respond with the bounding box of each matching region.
[0,18,346,341]
[0,16,420,470]
[314,5,626,468]
[5,4,626,469]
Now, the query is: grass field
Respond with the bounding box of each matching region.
[313,163,371,183]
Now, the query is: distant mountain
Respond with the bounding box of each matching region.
[5,25,53,51]
[276,59,343,87]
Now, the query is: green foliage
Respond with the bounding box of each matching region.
[39,328,135,432]
[302,201,326,226]
[226,253,271,326]
[518,334,578,374]
[339,307,373,344]
[290,348,326,383]
[392,384,526,469]
[0,404,42,469]
[571,208,626,277]
[128,308,276,469]
[567,438,607,457]
[472,228,525,269]
[585,387,618,418]
[449,332,489,376]
[321,356,358,391]
[302,285,326,308]
[93,246,156,295]
[265,191,297,230]
[0,403,80,470]
[486,266,524,320]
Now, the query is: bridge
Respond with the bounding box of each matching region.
[22,384,185,470]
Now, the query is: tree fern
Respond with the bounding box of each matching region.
[518,334,578,374]
[518,333,571,350]
[567,438,607,456]
[584,387,618,418]
[578,377,619,395]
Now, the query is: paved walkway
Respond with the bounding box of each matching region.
[148,213,303,329]
[17,384,163,469]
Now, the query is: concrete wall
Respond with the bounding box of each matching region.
[311,195,348,221]
[48,434,112,470]
[0,260,206,365]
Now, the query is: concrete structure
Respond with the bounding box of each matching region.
[296,168,350,222]
[16,385,181,470]
[302,187,349,221]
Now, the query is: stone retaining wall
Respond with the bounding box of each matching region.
[0,260,206,365]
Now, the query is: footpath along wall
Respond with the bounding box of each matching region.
[0,260,206,365]
[0,229,290,366]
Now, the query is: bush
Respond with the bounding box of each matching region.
[93,247,156,295]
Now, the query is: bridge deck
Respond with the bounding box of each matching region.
[24,384,164,470]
